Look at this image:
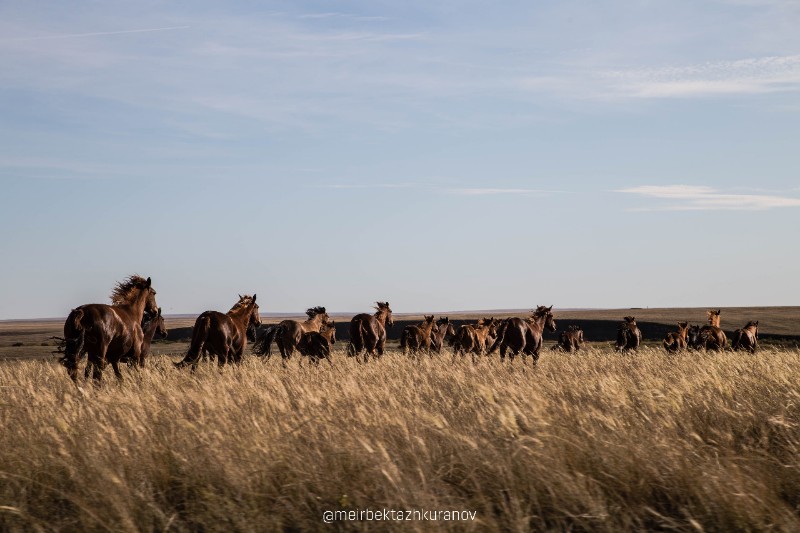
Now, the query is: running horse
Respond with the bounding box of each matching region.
[453,318,499,363]
[732,321,759,353]
[701,309,727,351]
[347,302,393,362]
[252,306,329,365]
[60,275,159,382]
[430,317,456,354]
[175,294,260,369]
[296,321,337,365]
[400,315,437,357]
[615,316,642,353]
[552,325,584,352]
[489,306,556,363]
[662,322,689,353]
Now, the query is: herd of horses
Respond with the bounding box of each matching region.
[55,275,763,382]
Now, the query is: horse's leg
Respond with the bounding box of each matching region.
[111,359,124,381]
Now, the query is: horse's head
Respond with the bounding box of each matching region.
[707,309,722,327]
[677,321,689,334]
[423,315,435,326]
[623,316,636,325]
[376,301,393,327]
[746,320,759,337]
[535,305,556,332]
[140,277,159,316]
[326,321,337,345]
[154,308,168,339]
[687,324,702,347]
[307,306,329,324]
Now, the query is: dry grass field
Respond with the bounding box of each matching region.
[2,341,800,531]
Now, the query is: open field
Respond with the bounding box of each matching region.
[2,343,800,531]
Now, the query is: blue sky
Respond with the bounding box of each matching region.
[1,0,799,319]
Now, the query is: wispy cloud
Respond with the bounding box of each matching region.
[618,185,800,211]
[603,55,800,98]
[2,26,190,43]
[321,183,555,196]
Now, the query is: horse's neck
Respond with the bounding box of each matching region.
[304,315,323,330]
[374,310,388,325]
[124,290,149,322]
[679,328,688,341]
[142,320,158,342]
[528,316,544,332]
[434,324,446,340]
[709,316,721,327]
[228,307,252,331]
[321,328,334,341]
[421,322,435,335]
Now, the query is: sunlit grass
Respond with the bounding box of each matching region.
[1,346,799,531]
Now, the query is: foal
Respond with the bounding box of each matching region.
[662,322,689,353]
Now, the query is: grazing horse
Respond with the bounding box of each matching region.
[552,325,584,352]
[430,317,457,354]
[347,302,393,361]
[489,306,556,363]
[663,322,689,353]
[615,316,642,353]
[453,318,499,362]
[400,315,437,356]
[701,309,727,351]
[60,275,159,382]
[175,294,261,369]
[253,307,329,364]
[296,322,337,365]
[732,321,759,353]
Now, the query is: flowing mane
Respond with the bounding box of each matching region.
[110,275,150,306]
[229,295,256,315]
[306,306,327,319]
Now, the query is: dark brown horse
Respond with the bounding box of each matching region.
[400,315,436,356]
[615,316,642,352]
[175,294,260,369]
[489,306,556,363]
[663,322,689,353]
[687,324,704,350]
[732,321,759,353]
[701,309,727,351]
[296,321,337,365]
[85,308,167,377]
[552,325,584,352]
[347,302,393,362]
[430,317,456,354]
[60,275,159,382]
[253,306,329,365]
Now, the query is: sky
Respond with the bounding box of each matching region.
[1,0,799,319]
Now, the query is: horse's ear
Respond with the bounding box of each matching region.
[717,309,721,314]
[548,305,553,311]
[755,320,759,325]
[145,277,152,288]
[158,307,162,316]
[252,294,257,303]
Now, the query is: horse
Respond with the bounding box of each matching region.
[174,294,260,369]
[615,316,642,353]
[552,324,584,352]
[687,324,704,350]
[252,306,328,364]
[701,309,727,351]
[430,317,456,354]
[296,321,337,365]
[732,321,759,353]
[347,302,393,362]
[489,306,556,363]
[60,275,159,382]
[662,322,689,353]
[400,315,437,357]
[453,318,501,362]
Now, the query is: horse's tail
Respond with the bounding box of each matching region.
[400,328,409,353]
[731,329,742,351]
[252,325,279,358]
[347,321,365,357]
[488,321,507,354]
[60,308,86,379]
[175,314,211,368]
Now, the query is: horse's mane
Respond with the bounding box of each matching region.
[306,306,327,319]
[229,295,256,314]
[744,320,759,328]
[110,275,149,306]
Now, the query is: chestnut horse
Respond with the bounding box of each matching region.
[430,317,456,354]
[663,322,689,353]
[552,325,584,352]
[60,275,158,382]
[296,321,337,365]
[400,315,436,356]
[347,302,393,362]
[253,306,329,364]
[732,321,759,353]
[701,309,727,351]
[175,294,260,369]
[615,316,642,353]
[453,318,499,362]
[489,306,556,363]
[84,307,168,377]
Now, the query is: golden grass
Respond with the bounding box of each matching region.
[2,347,800,531]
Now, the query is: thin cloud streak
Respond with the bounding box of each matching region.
[2,26,190,42]
[618,185,800,211]
[322,183,556,195]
